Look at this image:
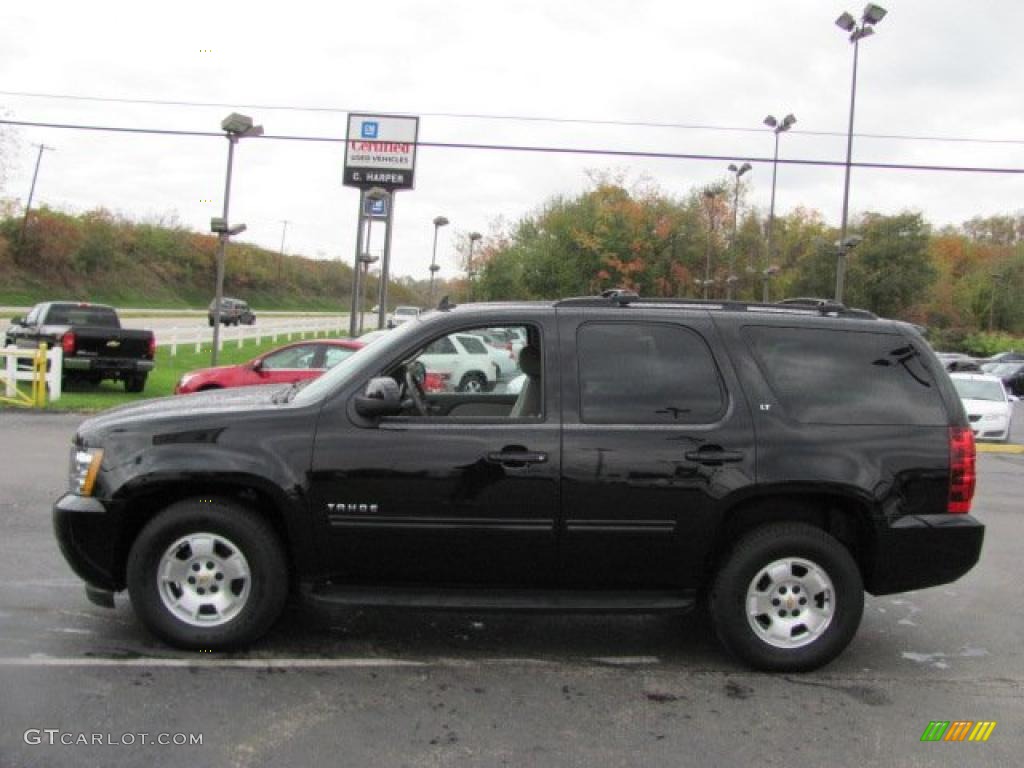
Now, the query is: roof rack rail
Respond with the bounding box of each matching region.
[553,292,877,319]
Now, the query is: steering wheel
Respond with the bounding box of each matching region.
[404,364,429,416]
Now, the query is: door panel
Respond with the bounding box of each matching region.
[557,313,755,589]
[309,317,560,587]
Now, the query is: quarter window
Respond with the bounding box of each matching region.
[577,322,725,424]
[743,326,947,425]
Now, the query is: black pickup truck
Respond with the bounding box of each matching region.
[5,302,155,392]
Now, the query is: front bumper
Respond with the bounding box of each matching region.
[866,513,984,595]
[53,493,123,592]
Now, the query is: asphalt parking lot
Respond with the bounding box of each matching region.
[0,410,1021,767]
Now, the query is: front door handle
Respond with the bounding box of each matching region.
[684,447,745,466]
[486,450,548,467]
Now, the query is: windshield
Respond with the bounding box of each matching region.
[953,378,1006,402]
[395,307,418,316]
[292,319,423,405]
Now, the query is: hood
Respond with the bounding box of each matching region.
[960,398,1011,417]
[77,384,293,440]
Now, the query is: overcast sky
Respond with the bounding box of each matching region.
[2,0,1022,283]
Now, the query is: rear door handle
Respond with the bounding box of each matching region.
[486,450,548,466]
[684,447,745,465]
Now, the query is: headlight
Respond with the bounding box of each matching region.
[177,373,197,389]
[69,447,104,496]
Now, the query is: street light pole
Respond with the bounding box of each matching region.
[211,113,262,366]
[727,162,752,299]
[703,189,718,300]
[19,143,55,244]
[429,215,449,307]
[989,272,1003,331]
[763,113,796,297]
[835,4,887,303]
[467,232,482,302]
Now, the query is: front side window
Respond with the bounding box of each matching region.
[577,322,725,425]
[261,344,320,370]
[395,324,541,419]
[323,346,357,369]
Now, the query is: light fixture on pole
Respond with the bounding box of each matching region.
[727,162,752,299]
[429,215,449,306]
[19,143,56,245]
[834,3,887,303]
[467,232,482,302]
[763,113,796,296]
[211,112,262,366]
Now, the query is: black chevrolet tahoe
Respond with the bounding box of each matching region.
[53,293,984,671]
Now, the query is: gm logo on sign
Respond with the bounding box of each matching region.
[361,121,379,139]
[920,720,997,742]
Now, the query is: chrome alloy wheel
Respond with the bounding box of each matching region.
[157,533,251,627]
[746,557,835,649]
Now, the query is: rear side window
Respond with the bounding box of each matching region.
[577,322,725,424]
[457,335,488,355]
[743,326,947,426]
[45,305,119,327]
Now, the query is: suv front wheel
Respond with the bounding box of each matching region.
[126,499,288,650]
[710,522,864,672]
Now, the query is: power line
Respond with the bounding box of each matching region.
[2,117,1023,176]
[2,89,1024,147]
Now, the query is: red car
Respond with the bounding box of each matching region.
[174,339,364,394]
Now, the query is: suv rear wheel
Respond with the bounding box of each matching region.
[126,499,288,650]
[458,372,487,393]
[710,522,864,672]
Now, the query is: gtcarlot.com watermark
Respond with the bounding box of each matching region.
[24,729,203,747]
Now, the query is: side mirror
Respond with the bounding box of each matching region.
[355,377,403,419]
[250,359,264,371]
[10,315,23,326]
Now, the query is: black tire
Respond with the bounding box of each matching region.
[126,498,288,650]
[124,373,147,393]
[709,522,864,672]
[458,372,487,393]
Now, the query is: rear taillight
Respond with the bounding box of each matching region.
[147,335,157,359]
[61,332,76,356]
[423,372,451,393]
[948,426,976,514]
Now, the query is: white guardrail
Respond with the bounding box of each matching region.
[2,345,63,405]
[158,317,362,355]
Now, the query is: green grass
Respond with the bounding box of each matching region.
[2,337,303,413]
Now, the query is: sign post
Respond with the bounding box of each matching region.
[343,114,419,336]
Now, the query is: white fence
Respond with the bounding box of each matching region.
[2,345,63,405]
[158,318,358,356]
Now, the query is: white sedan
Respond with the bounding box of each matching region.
[950,372,1016,442]
[416,333,498,393]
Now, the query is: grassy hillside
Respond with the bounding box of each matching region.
[0,207,420,310]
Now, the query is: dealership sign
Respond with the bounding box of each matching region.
[343,114,419,189]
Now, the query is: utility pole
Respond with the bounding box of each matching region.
[277,219,289,281]
[19,143,55,244]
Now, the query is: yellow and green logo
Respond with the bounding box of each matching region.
[921,721,996,742]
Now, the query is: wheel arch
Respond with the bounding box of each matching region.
[112,477,309,590]
[707,489,876,587]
